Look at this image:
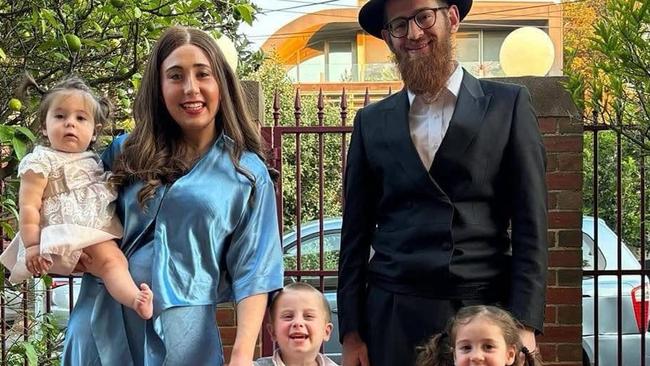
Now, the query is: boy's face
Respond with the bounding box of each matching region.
[269,289,333,361]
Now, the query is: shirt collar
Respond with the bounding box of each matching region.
[272,350,326,365]
[407,62,463,106]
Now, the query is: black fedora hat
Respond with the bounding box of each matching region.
[359,0,473,39]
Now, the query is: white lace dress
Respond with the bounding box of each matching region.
[0,146,122,283]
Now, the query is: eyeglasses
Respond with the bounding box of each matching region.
[384,6,449,38]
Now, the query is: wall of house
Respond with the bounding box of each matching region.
[263,0,564,87]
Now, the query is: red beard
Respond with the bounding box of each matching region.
[393,30,454,98]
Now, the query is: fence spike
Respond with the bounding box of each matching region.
[317,88,325,126]
[273,90,281,127]
[364,87,370,107]
[294,88,302,126]
[340,87,348,126]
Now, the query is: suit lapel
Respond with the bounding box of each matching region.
[380,89,450,201]
[431,71,491,173]
[381,89,423,172]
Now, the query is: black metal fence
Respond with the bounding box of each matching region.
[3,86,650,365]
[583,124,650,366]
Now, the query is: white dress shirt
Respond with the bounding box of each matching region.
[407,64,464,169]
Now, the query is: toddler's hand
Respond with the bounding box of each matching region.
[25,246,52,275]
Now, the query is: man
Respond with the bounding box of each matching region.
[337,0,548,365]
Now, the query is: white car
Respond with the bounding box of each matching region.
[582,216,650,366]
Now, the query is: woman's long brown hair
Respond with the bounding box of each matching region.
[111,26,264,207]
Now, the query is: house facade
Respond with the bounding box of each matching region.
[261,0,563,99]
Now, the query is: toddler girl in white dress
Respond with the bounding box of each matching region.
[0,75,153,319]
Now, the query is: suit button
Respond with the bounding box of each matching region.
[405,200,413,208]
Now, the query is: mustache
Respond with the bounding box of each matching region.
[394,35,454,97]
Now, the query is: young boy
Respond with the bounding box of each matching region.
[255,282,338,366]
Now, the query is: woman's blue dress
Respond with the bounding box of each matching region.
[61,134,284,365]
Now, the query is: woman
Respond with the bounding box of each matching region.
[61,26,283,365]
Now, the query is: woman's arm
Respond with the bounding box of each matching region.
[19,170,50,274]
[228,293,268,365]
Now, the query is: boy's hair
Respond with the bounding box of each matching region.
[269,282,332,323]
[17,73,112,149]
[415,305,543,366]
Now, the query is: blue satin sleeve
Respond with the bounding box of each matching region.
[100,134,128,170]
[227,171,284,303]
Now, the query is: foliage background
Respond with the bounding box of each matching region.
[564,0,650,255]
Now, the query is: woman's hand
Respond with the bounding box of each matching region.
[230,293,268,364]
[226,354,254,366]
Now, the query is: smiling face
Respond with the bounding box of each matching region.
[43,91,96,153]
[382,0,459,59]
[453,317,517,366]
[381,0,459,96]
[269,288,333,364]
[160,44,220,149]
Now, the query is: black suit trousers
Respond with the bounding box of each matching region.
[364,285,500,366]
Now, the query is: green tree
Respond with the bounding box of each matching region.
[0,0,258,179]
[583,130,647,253]
[565,0,650,254]
[565,0,649,147]
[0,1,258,363]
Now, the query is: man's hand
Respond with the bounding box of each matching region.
[519,327,537,351]
[518,326,538,365]
[342,332,370,366]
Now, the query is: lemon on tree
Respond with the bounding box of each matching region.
[8,98,22,112]
[65,34,82,52]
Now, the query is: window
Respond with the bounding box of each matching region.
[283,231,340,272]
[583,233,607,271]
[287,40,355,82]
[456,30,514,77]
[283,231,341,291]
[328,41,354,82]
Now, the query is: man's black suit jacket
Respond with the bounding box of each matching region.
[337,70,548,341]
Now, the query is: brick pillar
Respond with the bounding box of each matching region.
[497,76,583,366]
[219,80,265,364]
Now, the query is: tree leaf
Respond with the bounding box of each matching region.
[0,47,6,60]
[0,125,14,141]
[23,342,38,366]
[235,4,254,25]
[12,136,28,160]
[133,7,142,19]
[39,9,58,28]
[0,222,14,239]
[15,126,36,141]
[42,275,53,289]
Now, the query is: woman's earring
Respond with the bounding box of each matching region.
[91,136,97,142]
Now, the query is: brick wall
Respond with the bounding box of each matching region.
[540,116,583,366]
